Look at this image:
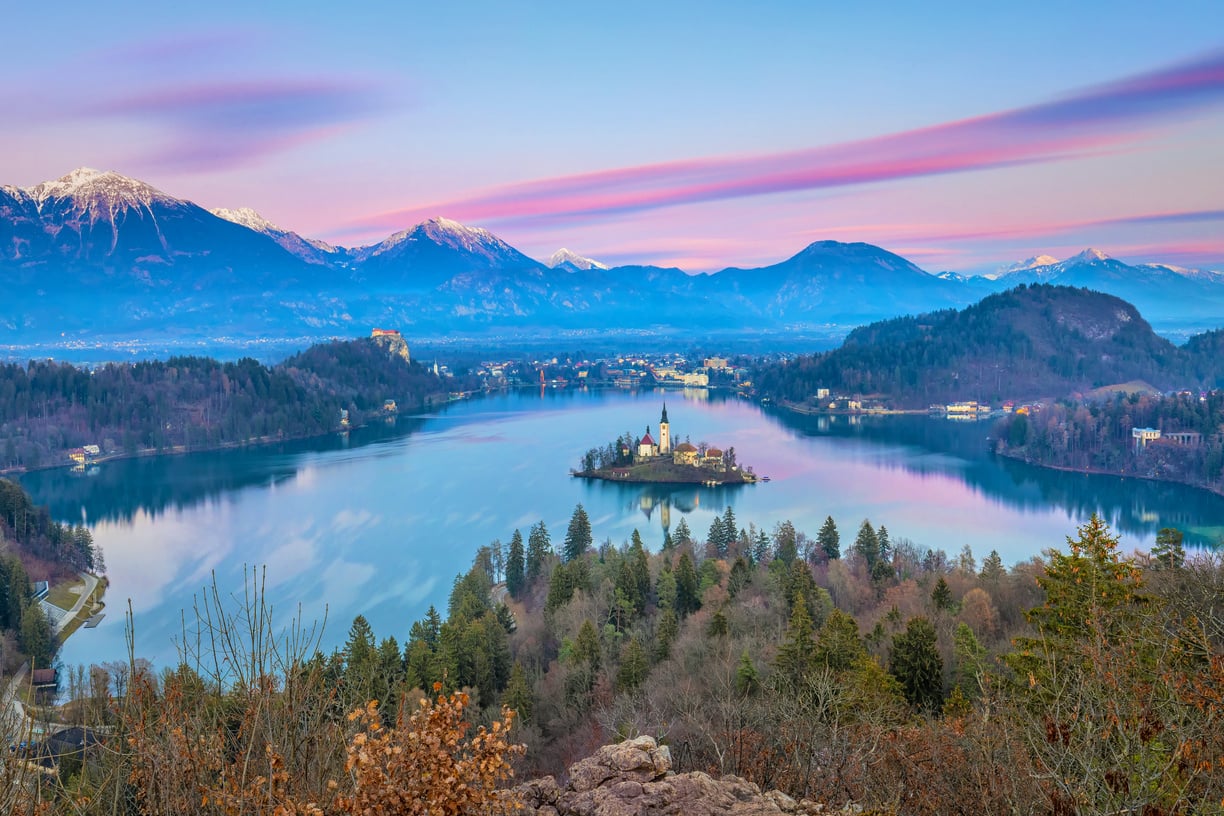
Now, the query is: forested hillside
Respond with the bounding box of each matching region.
[0,336,460,471]
[995,390,1224,494]
[0,478,101,672]
[755,285,1223,407]
[25,508,1223,814]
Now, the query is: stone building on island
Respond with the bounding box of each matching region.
[632,404,732,474]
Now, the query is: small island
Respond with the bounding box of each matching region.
[574,404,758,484]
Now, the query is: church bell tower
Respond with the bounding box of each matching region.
[659,403,671,455]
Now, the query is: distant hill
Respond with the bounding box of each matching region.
[3,169,1223,349]
[754,284,1220,408]
[0,336,461,472]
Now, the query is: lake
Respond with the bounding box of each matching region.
[20,387,1224,669]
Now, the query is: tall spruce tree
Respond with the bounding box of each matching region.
[563,504,593,562]
[526,521,552,581]
[506,529,525,599]
[889,615,943,712]
[675,552,701,616]
[854,520,879,569]
[817,515,840,560]
[774,593,816,689]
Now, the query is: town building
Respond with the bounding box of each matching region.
[1132,427,1161,449]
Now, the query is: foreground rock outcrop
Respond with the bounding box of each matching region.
[516,736,862,816]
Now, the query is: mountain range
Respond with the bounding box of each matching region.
[2,168,1221,349]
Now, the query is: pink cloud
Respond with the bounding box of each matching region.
[348,50,1224,235]
[85,79,384,172]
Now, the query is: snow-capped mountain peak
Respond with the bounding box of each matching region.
[547,248,608,270]
[418,216,501,249]
[1067,247,1111,264]
[986,254,1061,279]
[212,206,279,233]
[212,206,337,261]
[1017,254,1060,270]
[373,217,516,258]
[26,167,179,212]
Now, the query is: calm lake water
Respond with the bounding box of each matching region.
[20,388,1224,669]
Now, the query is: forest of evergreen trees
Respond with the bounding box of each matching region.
[995,391,1224,494]
[0,478,100,673]
[22,506,1222,814]
[0,337,465,471]
[754,285,1224,408]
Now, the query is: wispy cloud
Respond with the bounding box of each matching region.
[350,49,1224,234]
[87,78,383,171]
[5,30,392,174]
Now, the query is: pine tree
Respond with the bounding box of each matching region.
[814,608,866,673]
[526,521,551,581]
[654,607,679,662]
[1019,514,1142,645]
[675,552,701,616]
[707,516,728,557]
[722,506,737,553]
[876,525,891,562]
[575,619,601,671]
[978,549,1004,585]
[952,621,987,699]
[673,517,692,546]
[655,562,677,611]
[1150,527,1185,570]
[774,593,816,688]
[727,556,750,598]
[628,534,651,609]
[1001,515,1210,814]
[19,601,54,669]
[773,520,798,565]
[504,661,534,723]
[345,615,377,671]
[931,575,953,611]
[563,504,593,562]
[889,616,943,712]
[735,649,760,696]
[616,637,649,692]
[854,519,879,569]
[817,515,840,560]
[752,530,769,565]
[506,529,525,599]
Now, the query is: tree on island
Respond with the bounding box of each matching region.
[563,504,593,562]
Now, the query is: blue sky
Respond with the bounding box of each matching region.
[4,1,1223,272]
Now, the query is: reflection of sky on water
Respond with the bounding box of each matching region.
[23,388,1224,670]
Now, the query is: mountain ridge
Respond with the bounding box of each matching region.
[2,168,1222,346]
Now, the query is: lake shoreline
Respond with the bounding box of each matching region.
[995,448,1224,501]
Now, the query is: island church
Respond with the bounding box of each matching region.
[636,404,672,459]
[633,405,719,470]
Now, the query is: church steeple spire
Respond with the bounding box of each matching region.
[658,402,671,455]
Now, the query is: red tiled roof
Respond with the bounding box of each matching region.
[640,433,655,446]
